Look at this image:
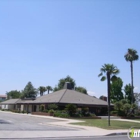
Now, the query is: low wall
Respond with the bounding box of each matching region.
[32,112,50,116]
[68,116,101,119]
[32,112,101,119]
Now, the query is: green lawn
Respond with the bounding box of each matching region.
[71,119,140,130]
[130,119,140,121]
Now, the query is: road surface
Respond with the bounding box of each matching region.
[0,111,77,131]
[0,136,139,140]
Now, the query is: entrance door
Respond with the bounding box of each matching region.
[33,105,36,112]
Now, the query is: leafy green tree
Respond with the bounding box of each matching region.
[98,64,120,126]
[99,95,107,101]
[110,77,124,103]
[55,76,76,91]
[6,90,21,99]
[123,103,131,116]
[121,99,128,104]
[46,86,53,94]
[124,84,135,104]
[75,86,87,94]
[114,99,137,117]
[53,86,59,92]
[124,48,139,103]
[21,82,37,99]
[114,101,122,111]
[38,86,46,96]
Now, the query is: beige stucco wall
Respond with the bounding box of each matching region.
[36,105,39,112]
[28,105,32,112]
[20,105,24,111]
[22,104,32,113]
[2,104,15,110]
[2,105,8,109]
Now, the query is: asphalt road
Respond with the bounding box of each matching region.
[0,136,139,140]
[0,112,77,131]
[0,112,137,140]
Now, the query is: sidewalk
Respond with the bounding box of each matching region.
[112,118,140,123]
[0,111,128,138]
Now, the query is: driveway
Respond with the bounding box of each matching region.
[0,111,77,131]
[0,111,128,139]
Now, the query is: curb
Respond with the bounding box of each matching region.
[106,132,127,136]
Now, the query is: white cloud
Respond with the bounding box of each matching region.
[87,90,107,98]
[87,91,96,96]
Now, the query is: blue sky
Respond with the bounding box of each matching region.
[0,0,140,97]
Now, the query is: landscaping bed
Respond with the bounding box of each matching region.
[32,112,51,116]
[68,116,101,119]
[31,111,101,119]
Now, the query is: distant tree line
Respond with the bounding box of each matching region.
[6,76,88,99]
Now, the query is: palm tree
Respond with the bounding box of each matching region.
[38,86,46,96]
[98,64,120,126]
[46,86,53,94]
[124,48,139,104]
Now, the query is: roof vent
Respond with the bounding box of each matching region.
[63,82,72,90]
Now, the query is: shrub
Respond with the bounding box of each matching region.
[123,103,131,116]
[58,113,70,118]
[114,101,122,111]
[75,110,83,117]
[54,111,61,117]
[74,112,83,117]
[90,113,96,117]
[111,111,118,115]
[54,110,70,118]
[11,110,19,113]
[131,104,138,110]
[65,104,77,116]
[22,110,27,114]
[81,107,90,117]
[117,110,126,116]
[114,99,137,117]
[48,109,55,113]
[17,110,20,113]
[45,109,48,113]
[48,104,58,110]
[39,104,45,112]
[135,109,140,116]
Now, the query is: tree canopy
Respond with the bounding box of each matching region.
[98,63,120,126]
[38,86,46,96]
[75,86,87,94]
[46,86,53,94]
[124,84,135,104]
[124,48,139,104]
[21,82,37,99]
[110,77,124,103]
[124,48,139,62]
[53,76,88,94]
[54,75,76,91]
[6,90,21,99]
[98,64,120,81]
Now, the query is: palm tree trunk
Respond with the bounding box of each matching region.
[130,61,134,104]
[107,72,111,126]
[48,90,49,94]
